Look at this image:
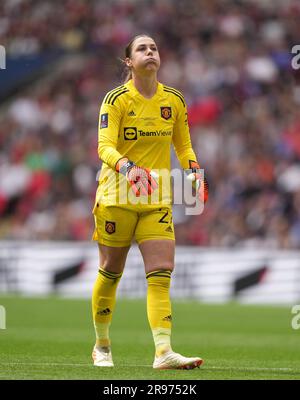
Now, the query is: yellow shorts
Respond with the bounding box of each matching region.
[92,203,175,247]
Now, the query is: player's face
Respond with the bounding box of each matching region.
[127,37,160,74]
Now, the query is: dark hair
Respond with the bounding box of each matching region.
[122,34,155,83]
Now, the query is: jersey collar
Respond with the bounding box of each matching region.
[126,79,164,101]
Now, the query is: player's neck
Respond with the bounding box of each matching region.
[132,74,158,99]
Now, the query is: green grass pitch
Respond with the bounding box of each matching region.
[0,296,300,380]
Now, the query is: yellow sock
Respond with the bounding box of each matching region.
[146,270,172,357]
[92,267,122,348]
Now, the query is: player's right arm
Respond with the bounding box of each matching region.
[98,94,158,196]
[98,99,125,170]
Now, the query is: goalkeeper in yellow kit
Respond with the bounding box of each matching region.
[91,34,208,369]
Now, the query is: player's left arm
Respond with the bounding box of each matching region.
[172,97,209,203]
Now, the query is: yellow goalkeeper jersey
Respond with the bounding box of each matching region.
[95,79,198,209]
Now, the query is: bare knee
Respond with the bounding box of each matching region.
[145,263,174,274]
[98,244,130,274]
[139,240,175,274]
[102,259,126,273]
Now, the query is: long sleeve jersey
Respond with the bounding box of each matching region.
[95,79,199,209]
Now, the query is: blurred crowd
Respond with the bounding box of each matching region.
[1,0,300,248]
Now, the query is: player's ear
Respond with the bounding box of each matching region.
[125,57,132,67]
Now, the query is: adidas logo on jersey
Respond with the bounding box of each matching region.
[163,315,172,322]
[128,110,136,116]
[165,226,173,233]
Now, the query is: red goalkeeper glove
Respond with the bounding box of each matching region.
[116,158,158,196]
[186,161,209,204]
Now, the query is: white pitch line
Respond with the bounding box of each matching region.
[0,362,299,373]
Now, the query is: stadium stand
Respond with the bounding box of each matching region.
[0,0,300,248]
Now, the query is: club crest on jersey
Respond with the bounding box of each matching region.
[160,107,172,120]
[105,221,115,234]
[100,113,108,128]
[124,127,137,140]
